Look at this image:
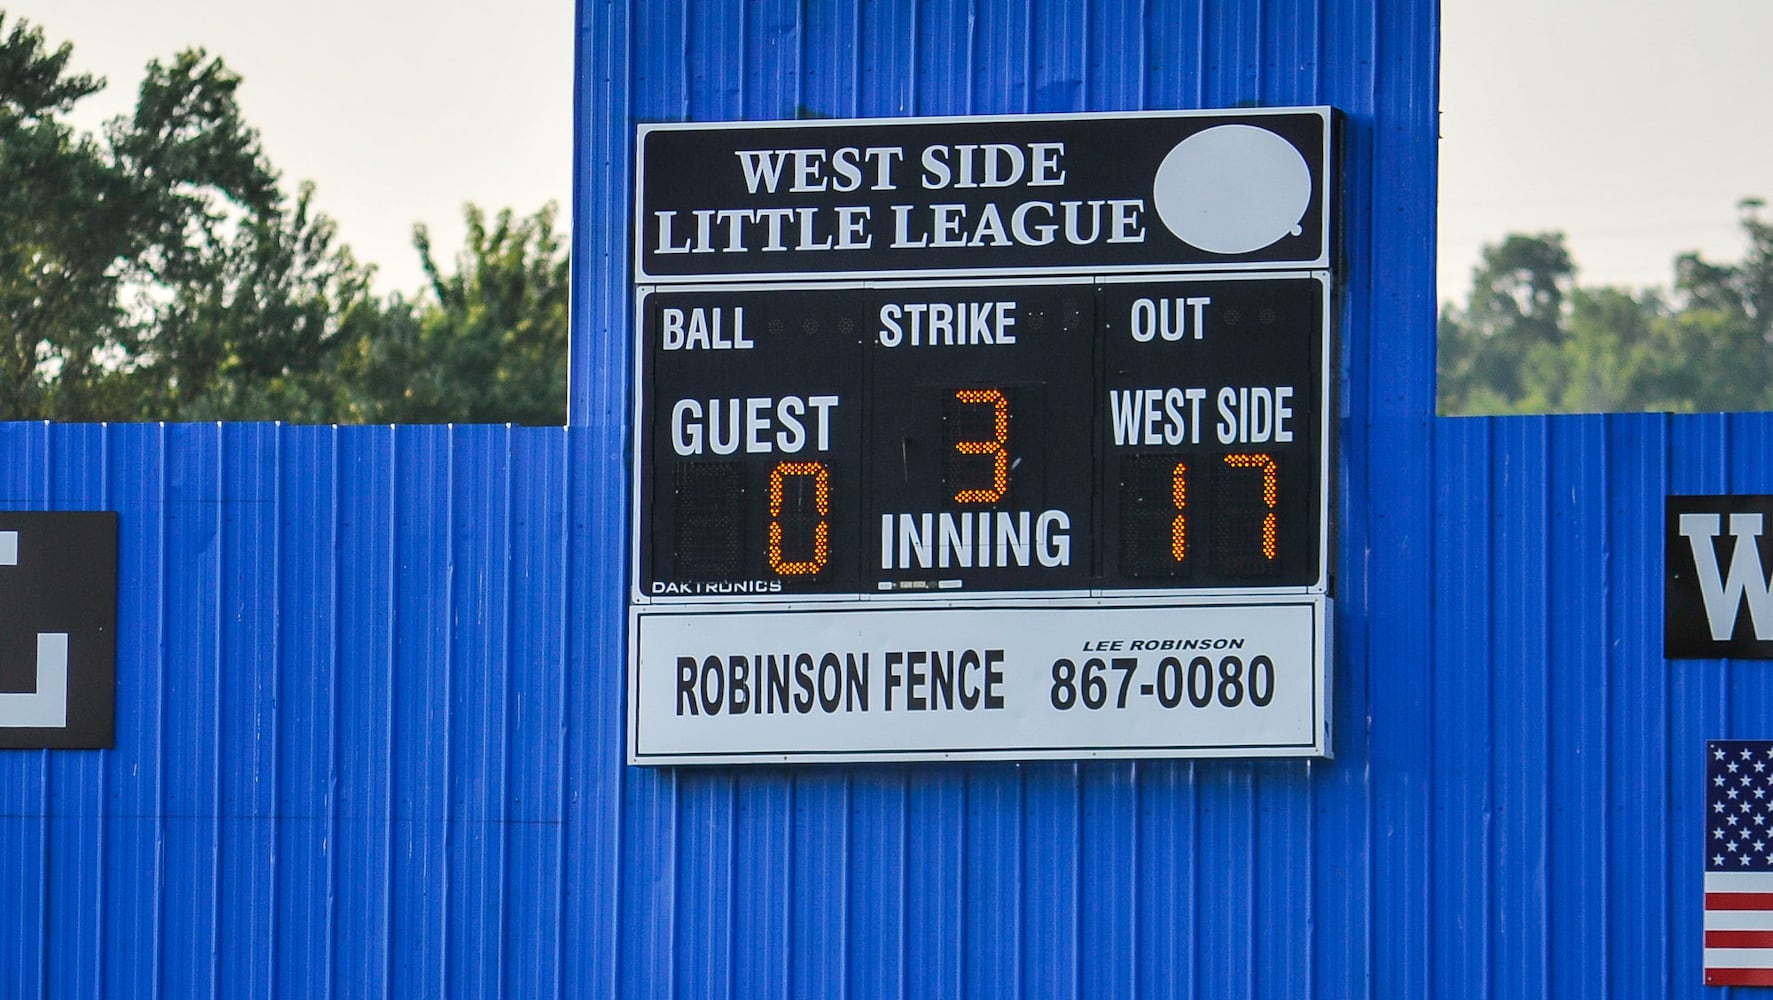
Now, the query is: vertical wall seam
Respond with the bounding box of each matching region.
[95,424,112,998]
[440,427,457,998]
[325,425,342,999]
[1538,420,1553,994]
[1127,762,1140,998]
[794,0,807,119]
[381,429,399,995]
[208,423,224,1000]
[267,425,284,1000]
[1484,415,1500,999]
[839,771,852,1000]
[496,425,516,993]
[36,424,50,997]
[898,770,909,1000]
[151,422,167,1000]
[725,776,739,1000]
[782,775,795,1000]
[1597,417,1612,1000]
[849,0,864,117]
[549,428,569,1000]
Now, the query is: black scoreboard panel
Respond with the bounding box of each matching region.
[635,274,1327,600]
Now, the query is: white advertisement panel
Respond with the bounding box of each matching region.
[630,597,1329,763]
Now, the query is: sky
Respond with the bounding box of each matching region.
[13,0,1771,304]
[1438,0,1773,302]
[9,0,575,298]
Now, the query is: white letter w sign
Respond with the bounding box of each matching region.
[1668,496,1773,658]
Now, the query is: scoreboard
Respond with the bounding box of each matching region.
[626,109,1335,763]
[637,274,1326,597]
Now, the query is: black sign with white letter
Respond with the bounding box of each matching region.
[1666,495,1773,658]
[635,109,1332,281]
[0,512,116,748]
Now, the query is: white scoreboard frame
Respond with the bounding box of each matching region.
[626,109,1336,764]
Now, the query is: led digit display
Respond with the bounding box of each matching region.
[948,389,1011,504]
[1097,276,1324,589]
[767,460,831,576]
[634,274,1327,600]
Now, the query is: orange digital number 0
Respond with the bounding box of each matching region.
[768,460,830,576]
[952,389,1009,504]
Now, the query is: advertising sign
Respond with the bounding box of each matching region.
[632,600,1328,763]
[635,108,1334,282]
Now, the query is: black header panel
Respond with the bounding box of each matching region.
[636,109,1332,281]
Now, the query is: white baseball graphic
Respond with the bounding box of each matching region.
[1152,124,1313,255]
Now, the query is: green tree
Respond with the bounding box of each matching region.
[0,18,377,421]
[131,180,383,421]
[0,14,131,418]
[346,203,568,425]
[1638,199,1773,411]
[1438,232,1574,414]
[1551,285,1662,412]
[1439,204,1773,415]
[0,16,567,421]
[0,16,567,423]
[112,49,388,421]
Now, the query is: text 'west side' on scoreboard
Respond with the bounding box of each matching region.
[627,108,1336,764]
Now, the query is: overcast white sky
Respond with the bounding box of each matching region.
[1439,0,1773,302]
[13,1,1771,304]
[10,0,575,298]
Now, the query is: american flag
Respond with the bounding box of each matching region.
[1706,740,1773,986]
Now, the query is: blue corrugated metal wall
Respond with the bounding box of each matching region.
[0,422,584,997]
[3,0,1765,997]
[571,0,1436,994]
[5,414,1763,996]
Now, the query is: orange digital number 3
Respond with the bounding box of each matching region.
[953,389,1009,504]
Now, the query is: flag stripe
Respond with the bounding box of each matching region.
[1706,892,1773,910]
[1706,950,1773,970]
[1708,967,1773,986]
[1706,930,1773,948]
[1708,872,1773,891]
[1705,909,1773,931]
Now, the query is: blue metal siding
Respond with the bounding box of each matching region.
[6,413,1773,997]
[1422,412,1773,997]
[0,424,576,997]
[570,0,1492,993]
[2,0,1768,996]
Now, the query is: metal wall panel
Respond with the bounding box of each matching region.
[2,0,1763,996]
[1426,413,1773,997]
[566,0,1438,996]
[0,423,573,998]
[3,413,1771,999]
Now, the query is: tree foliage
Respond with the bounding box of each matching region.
[1440,200,1773,415]
[0,15,567,424]
[345,204,569,425]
